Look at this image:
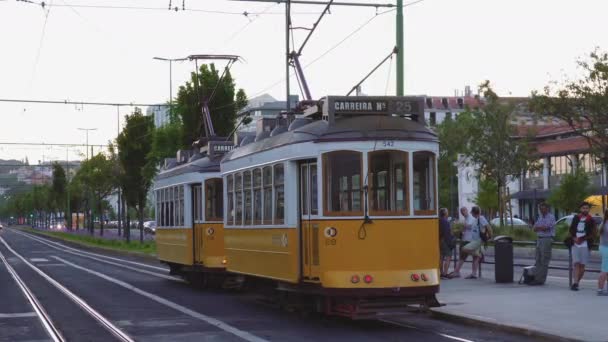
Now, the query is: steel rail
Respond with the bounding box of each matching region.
[0,236,134,342]
[0,248,65,342]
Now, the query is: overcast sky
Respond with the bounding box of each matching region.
[1,0,607,163]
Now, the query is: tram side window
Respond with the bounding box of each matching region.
[253,169,262,225]
[227,175,234,225]
[178,186,184,226]
[324,151,363,215]
[263,166,273,225]
[413,151,436,215]
[193,184,203,223]
[243,171,252,225]
[156,186,186,227]
[204,178,223,222]
[235,173,243,225]
[368,151,408,215]
[274,164,285,224]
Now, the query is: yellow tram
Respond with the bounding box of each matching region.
[154,142,233,285]
[220,96,440,318]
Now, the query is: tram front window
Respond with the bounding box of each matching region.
[368,151,408,215]
[324,151,362,215]
[413,151,436,215]
[235,173,243,225]
[205,178,223,221]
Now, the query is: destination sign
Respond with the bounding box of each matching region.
[333,100,388,113]
[324,96,425,123]
[208,141,235,158]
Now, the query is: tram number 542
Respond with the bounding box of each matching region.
[382,140,394,147]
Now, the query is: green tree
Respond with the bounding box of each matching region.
[531,49,608,168]
[174,63,248,147]
[436,112,475,214]
[77,153,116,235]
[116,108,155,243]
[149,121,183,165]
[67,177,85,229]
[474,178,499,218]
[51,163,67,222]
[463,81,534,225]
[547,167,592,214]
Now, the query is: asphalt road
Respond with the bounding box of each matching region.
[0,228,541,342]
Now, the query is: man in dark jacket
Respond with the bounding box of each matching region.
[439,208,454,278]
[569,202,596,291]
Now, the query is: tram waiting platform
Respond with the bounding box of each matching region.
[433,271,605,342]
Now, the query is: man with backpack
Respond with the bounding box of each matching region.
[569,202,596,291]
[449,206,491,279]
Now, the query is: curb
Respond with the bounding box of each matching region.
[430,308,581,342]
[16,227,158,262]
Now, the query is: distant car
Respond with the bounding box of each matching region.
[0,223,3,230]
[490,217,530,228]
[555,214,603,227]
[143,221,156,234]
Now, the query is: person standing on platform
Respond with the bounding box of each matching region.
[569,202,596,291]
[530,202,555,285]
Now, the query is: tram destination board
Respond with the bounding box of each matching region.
[324,96,425,123]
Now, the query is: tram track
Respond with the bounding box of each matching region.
[9,228,183,282]
[0,247,64,342]
[0,236,134,342]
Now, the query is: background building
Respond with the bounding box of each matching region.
[146,104,171,128]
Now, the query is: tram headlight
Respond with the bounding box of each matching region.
[420,273,428,282]
[324,227,338,238]
[351,275,360,284]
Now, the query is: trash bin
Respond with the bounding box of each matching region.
[494,235,513,283]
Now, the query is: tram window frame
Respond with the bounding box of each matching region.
[178,186,184,226]
[243,171,253,225]
[253,168,263,225]
[205,178,223,222]
[263,166,273,225]
[227,175,234,226]
[193,184,203,223]
[412,151,437,215]
[323,151,364,216]
[368,150,409,216]
[235,173,243,225]
[274,164,285,224]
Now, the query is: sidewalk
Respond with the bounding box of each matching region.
[433,270,607,341]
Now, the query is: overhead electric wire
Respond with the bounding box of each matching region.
[27,0,53,93]
[248,8,395,98]
[0,98,159,107]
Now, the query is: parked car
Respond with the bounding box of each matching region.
[143,221,157,235]
[555,214,603,227]
[0,222,3,230]
[490,217,531,228]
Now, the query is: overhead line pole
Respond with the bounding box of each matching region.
[285,0,291,112]
[396,0,404,95]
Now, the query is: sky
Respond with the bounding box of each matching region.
[0,0,607,163]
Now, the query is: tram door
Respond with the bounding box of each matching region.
[300,160,320,281]
[192,184,202,263]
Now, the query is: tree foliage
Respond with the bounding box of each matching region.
[547,167,592,214]
[77,153,116,234]
[436,112,475,213]
[474,178,499,217]
[531,49,608,164]
[51,163,67,213]
[116,108,155,243]
[461,81,534,223]
[174,63,248,147]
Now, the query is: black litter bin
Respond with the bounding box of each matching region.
[494,235,513,283]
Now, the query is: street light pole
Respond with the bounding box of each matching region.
[153,57,187,119]
[77,128,97,232]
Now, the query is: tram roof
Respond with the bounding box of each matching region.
[222,114,437,163]
[155,155,220,181]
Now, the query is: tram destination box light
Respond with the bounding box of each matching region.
[322,96,425,124]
